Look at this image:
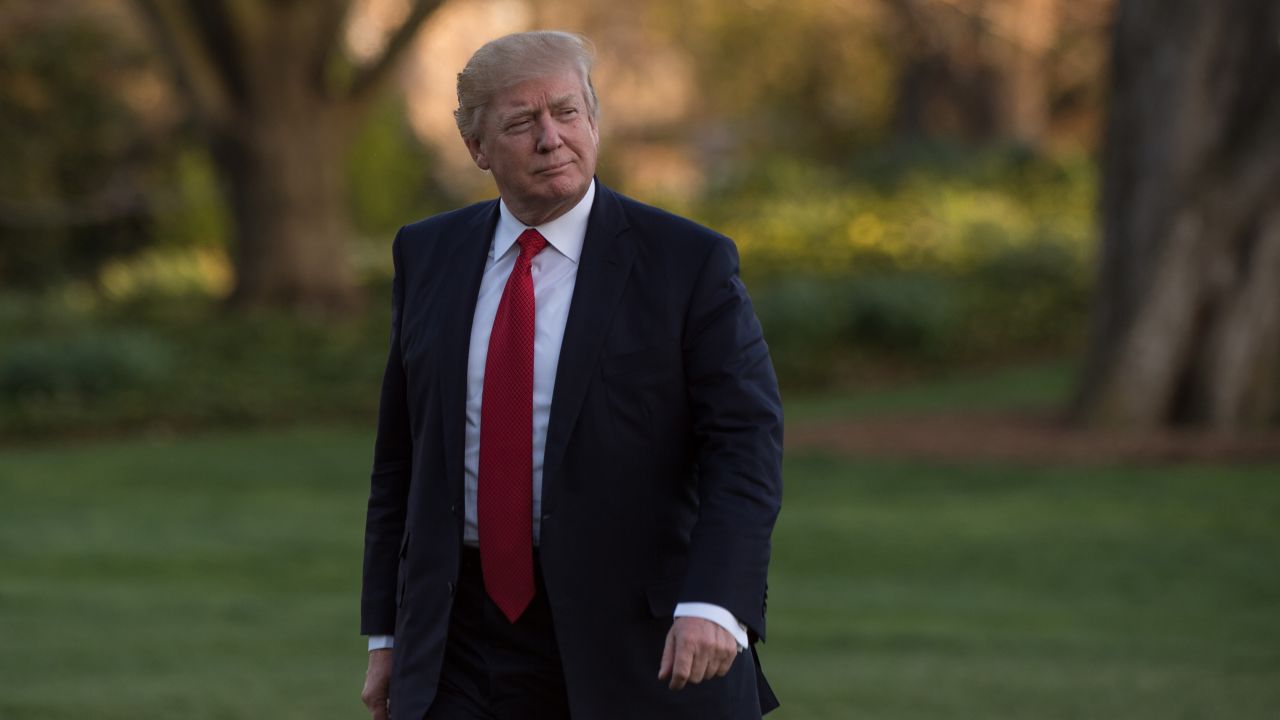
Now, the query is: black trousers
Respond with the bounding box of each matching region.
[424,547,571,720]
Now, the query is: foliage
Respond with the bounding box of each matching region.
[0,142,1097,437]
[97,246,233,302]
[148,148,232,253]
[0,329,173,403]
[661,0,898,161]
[347,95,449,240]
[755,273,961,384]
[708,146,1094,279]
[0,291,388,438]
[711,147,1095,386]
[0,8,171,288]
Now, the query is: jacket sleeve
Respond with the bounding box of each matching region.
[678,234,784,643]
[360,229,413,635]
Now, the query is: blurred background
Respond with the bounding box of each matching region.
[1,0,1277,717]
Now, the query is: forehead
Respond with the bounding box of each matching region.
[490,69,588,112]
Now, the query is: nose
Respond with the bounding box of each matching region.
[535,114,563,153]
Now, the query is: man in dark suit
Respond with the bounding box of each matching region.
[360,31,783,719]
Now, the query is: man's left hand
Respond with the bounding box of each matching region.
[657,617,739,690]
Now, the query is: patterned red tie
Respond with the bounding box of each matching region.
[478,228,547,623]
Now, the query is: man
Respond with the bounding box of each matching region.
[360,31,783,720]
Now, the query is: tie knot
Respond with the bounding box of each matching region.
[516,228,548,259]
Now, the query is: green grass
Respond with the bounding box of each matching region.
[784,359,1076,422]
[0,427,372,719]
[2,427,1278,718]
[769,455,1280,718]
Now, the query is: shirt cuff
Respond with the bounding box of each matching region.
[367,635,395,651]
[673,602,749,650]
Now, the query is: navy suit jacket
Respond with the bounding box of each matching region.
[361,181,783,719]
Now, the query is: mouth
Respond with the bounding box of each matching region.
[536,161,573,175]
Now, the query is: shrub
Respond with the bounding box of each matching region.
[0,329,173,403]
[756,273,961,386]
[0,144,1097,438]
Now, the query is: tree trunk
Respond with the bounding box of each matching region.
[214,104,358,314]
[890,0,1056,146]
[133,0,445,316]
[1073,0,1280,430]
[892,0,1000,141]
[994,0,1054,144]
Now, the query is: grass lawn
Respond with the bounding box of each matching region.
[783,359,1077,422]
[2,425,1278,718]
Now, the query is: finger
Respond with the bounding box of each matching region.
[658,626,676,680]
[669,637,695,690]
[372,699,389,720]
[687,646,710,685]
[711,630,738,678]
[687,633,739,685]
[691,640,721,686]
[714,647,737,678]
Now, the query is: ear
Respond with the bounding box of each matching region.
[464,135,490,171]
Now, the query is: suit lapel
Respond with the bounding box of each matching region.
[440,201,500,495]
[541,184,635,514]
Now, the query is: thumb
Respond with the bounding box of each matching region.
[657,626,676,679]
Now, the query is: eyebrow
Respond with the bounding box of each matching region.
[497,109,534,126]
[496,94,584,125]
[548,93,581,109]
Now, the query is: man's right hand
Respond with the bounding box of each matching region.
[362,648,393,719]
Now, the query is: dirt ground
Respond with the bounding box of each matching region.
[787,411,1280,464]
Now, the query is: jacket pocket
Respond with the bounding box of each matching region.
[396,530,411,607]
[399,529,412,558]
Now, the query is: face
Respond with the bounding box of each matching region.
[465,68,599,226]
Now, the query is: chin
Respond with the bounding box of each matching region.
[541,175,586,198]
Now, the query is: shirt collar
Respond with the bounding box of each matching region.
[493,179,595,264]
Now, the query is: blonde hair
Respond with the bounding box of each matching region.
[455,31,599,140]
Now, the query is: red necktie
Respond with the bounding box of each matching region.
[478,228,547,623]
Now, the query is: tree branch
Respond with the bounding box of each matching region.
[311,0,354,98]
[132,0,234,130]
[184,0,252,107]
[345,0,446,106]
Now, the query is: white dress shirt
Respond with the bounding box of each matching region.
[369,180,747,652]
